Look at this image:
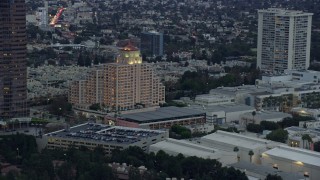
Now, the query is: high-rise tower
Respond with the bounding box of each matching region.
[0,0,29,119]
[257,8,313,73]
[140,31,164,57]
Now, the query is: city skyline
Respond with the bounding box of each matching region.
[1,0,320,179]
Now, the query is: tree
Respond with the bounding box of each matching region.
[89,103,101,111]
[129,167,142,180]
[314,141,320,152]
[265,174,283,180]
[266,129,288,143]
[48,96,72,116]
[77,53,85,66]
[170,125,192,139]
[246,123,263,133]
[57,162,74,180]
[248,150,254,163]
[278,115,313,129]
[301,134,312,149]
[251,111,256,123]
[233,147,240,162]
[260,121,279,131]
[85,56,91,67]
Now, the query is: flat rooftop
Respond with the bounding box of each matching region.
[120,106,205,123]
[258,8,313,16]
[188,104,255,113]
[45,123,165,145]
[150,138,236,165]
[202,131,277,149]
[209,85,268,97]
[242,111,292,121]
[264,145,320,167]
[285,126,307,132]
[195,93,234,100]
[230,161,304,180]
[285,126,320,137]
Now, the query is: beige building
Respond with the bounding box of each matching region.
[69,44,165,110]
[261,145,320,180]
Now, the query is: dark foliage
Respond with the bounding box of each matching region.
[246,123,263,133]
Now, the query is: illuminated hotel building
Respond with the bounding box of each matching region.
[69,44,165,110]
[257,8,313,73]
[0,0,29,119]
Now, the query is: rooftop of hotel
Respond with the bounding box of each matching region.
[263,145,320,167]
[120,106,205,123]
[120,42,139,51]
[45,123,165,144]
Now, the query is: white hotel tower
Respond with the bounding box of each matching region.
[257,8,313,73]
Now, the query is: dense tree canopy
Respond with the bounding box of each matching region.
[266,129,288,143]
[170,125,192,139]
[260,121,279,131]
[246,123,263,133]
[48,96,72,116]
[111,147,248,180]
[278,115,313,129]
[265,174,283,180]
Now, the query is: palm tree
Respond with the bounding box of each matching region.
[308,138,313,150]
[302,134,312,149]
[248,150,254,163]
[233,147,240,162]
[251,111,256,124]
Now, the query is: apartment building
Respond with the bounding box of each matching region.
[69,44,165,110]
[257,8,313,73]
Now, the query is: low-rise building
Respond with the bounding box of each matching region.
[185,124,215,134]
[285,126,320,151]
[231,161,304,180]
[200,131,280,164]
[291,107,320,121]
[299,120,320,129]
[240,111,292,125]
[261,145,320,180]
[149,138,237,166]
[188,104,255,124]
[42,123,168,154]
[194,94,235,106]
[114,106,206,130]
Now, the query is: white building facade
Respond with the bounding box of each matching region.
[257,8,313,73]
